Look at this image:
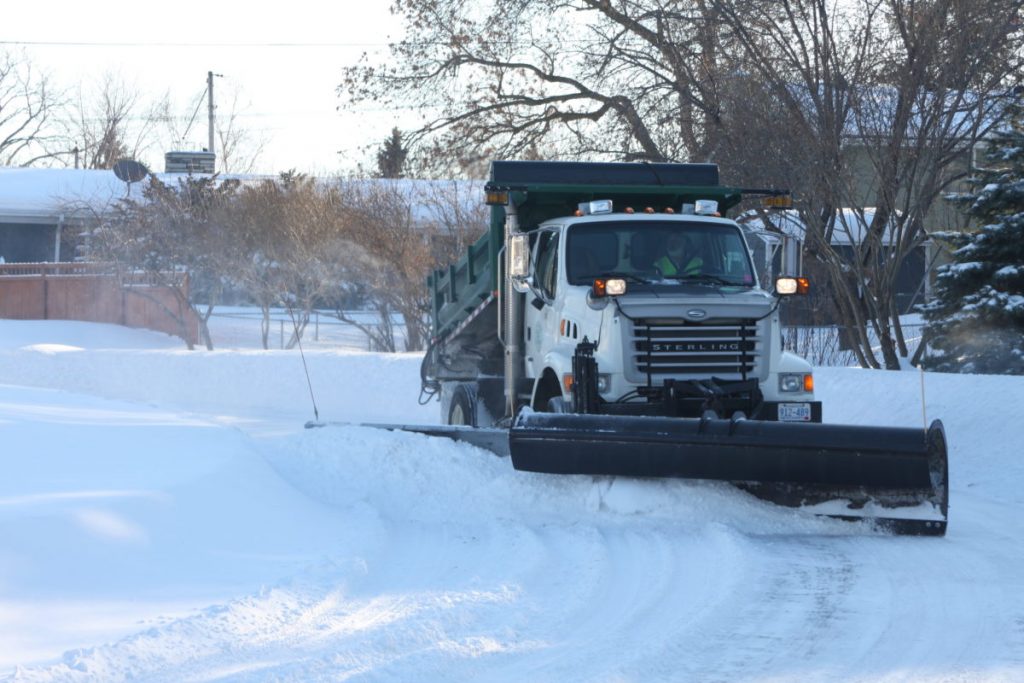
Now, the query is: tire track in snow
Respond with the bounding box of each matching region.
[12,414,1024,681]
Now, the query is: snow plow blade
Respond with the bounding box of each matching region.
[509,412,949,536]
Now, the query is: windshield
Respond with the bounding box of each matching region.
[565,220,756,286]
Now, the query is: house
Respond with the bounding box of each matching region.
[0,161,214,345]
[0,167,141,263]
[738,208,934,323]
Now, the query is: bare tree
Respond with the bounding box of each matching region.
[92,175,242,349]
[0,49,63,166]
[342,0,1021,368]
[325,180,484,351]
[60,73,168,170]
[715,0,1023,368]
[331,180,432,351]
[230,177,293,348]
[340,0,731,172]
[213,86,268,174]
[231,173,349,348]
[415,178,489,262]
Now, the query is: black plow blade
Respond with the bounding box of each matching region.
[509,412,949,536]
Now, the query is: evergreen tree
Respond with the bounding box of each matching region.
[376,127,408,179]
[920,102,1024,374]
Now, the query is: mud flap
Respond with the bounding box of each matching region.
[509,412,948,535]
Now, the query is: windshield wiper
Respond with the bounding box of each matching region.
[665,273,748,287]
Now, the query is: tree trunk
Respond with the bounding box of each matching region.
[260,304,271,350]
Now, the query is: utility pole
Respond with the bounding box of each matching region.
[207,70,216,155]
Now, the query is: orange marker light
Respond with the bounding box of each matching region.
[804,374,814,392]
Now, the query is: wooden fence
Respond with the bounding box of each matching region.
[0,263,199,346]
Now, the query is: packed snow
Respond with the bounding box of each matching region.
[2,319,1024,682]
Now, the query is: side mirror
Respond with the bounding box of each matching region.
[509,234,532,293]
[775,276,810,296]
[774,234,807,296]
[508,234,530,278]
[779,234,802,278]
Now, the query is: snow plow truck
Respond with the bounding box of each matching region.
[347,160,949,535]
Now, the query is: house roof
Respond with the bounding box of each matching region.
[0,168,486,227]
[738,208,905,246]
[0,168,146,224]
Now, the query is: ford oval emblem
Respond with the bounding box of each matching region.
[686,308,707,320]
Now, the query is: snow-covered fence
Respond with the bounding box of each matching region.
[0,262,199,346]
[206,308,409,351]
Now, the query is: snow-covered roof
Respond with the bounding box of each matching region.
[0,167,486,227]
[781,83,1005,143]
[738,208,903,246]
[331,178,486,224]
[0,168,142,224]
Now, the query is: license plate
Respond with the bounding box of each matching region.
[779,403,811,422]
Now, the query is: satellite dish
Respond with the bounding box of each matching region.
[112,159,150,184]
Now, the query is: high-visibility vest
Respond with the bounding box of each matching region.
[655,254,703,276]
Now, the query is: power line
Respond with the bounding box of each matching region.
[0,39,393,48]
[181,86,208,142]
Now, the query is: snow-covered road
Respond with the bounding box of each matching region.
[2,321,1023,682]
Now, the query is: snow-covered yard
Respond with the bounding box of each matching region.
[1,319,1023,682]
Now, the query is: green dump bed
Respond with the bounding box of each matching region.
[426,161,745,343]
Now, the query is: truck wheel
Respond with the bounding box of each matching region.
[447,384,478,426]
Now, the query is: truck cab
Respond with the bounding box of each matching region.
[521,204,818,422]
[424,160,819,428]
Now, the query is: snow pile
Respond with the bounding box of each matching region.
[1,321,1023,682]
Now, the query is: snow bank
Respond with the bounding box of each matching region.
[2,320,1023,682]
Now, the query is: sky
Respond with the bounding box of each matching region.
[2,317,1024,680]
[1,1,411,175]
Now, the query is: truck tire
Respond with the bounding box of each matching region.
[447,383,478,426]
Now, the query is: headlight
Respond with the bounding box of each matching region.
[606,278,627,296]
[779,373,813,393]
[593,278,627,297]
[563,373,612,393]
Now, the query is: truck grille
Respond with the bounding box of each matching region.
[631,318,762,379]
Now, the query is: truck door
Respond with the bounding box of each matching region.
[525,228,560,375]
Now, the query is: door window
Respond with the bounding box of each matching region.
[534,230,560,300]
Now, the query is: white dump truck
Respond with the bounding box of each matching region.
[353,161,949,534]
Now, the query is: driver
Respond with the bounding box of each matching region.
[655,234,703,277]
